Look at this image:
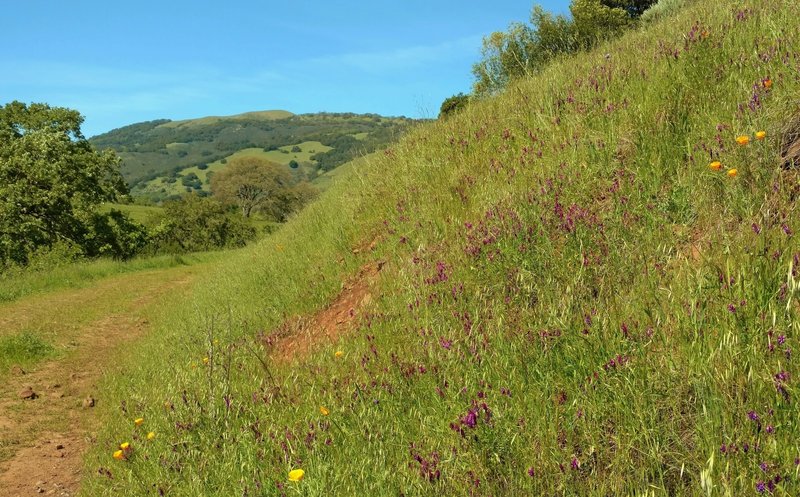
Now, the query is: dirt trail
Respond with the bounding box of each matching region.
[0,267,199,497]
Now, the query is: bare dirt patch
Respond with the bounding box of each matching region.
[0,268,197,497]
[264,261,385,361]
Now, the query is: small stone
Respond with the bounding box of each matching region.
[19,387,37,400]
[56,444,64,450]
[82,396,95,408]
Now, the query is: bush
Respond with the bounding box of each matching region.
[148,195,256,253]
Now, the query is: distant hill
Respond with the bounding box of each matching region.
[90,111,418,200]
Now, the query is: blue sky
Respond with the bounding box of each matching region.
[2,0,568,136]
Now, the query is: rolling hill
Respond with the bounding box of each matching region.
[90,111,418,200]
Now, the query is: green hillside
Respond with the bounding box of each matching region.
[90,111,417,200]
[83,1,800,495]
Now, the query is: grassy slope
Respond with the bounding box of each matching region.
[84,2,800,495]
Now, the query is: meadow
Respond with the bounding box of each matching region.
[79,1,799,495]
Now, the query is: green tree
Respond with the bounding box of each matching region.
[439,93,471,119]
[0,101,129,265]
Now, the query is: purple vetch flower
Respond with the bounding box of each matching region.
[756,481,766,493]
[462,408,478,429]
[752,223,762,234]
[766,425,775,434]
[438,337,452,350]
[527,467,535,477]
[748,411,760,422]
[720,444,728,454]
[777,335,786,346]
[760,461,769,473]
[727,303,737,313]
[570,457,579,470]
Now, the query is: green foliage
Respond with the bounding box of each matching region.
[148,194,256,253]
[0,331,55,373]
[0,101,129,267]
[439,93,471,119]
[472,0,634,96]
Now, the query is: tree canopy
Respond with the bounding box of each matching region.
[210,156,317,221]
[0,101,128,266]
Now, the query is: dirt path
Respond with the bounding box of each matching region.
[0,266,199,497]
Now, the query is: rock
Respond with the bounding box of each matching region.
[18,387,37,400]
[82,396,95,408]
[56,444,64,450]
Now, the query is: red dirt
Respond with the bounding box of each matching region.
[265,260,385,361]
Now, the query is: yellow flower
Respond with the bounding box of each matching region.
[288,469,305,482]
[763,78,773,89]
[755,131,766,140]
[119,442,131,451]
[134,418,144,427]
[735,135,750,146]
[709,161,722,171]
[320,406,330,416]
[147,432,156,441]
[727,168,738,178]
[113,449,125,461]
[334,350,343,358]
[202,357,210,365]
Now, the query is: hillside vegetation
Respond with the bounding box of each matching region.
[90,111,416,200]
[84,1,799,495]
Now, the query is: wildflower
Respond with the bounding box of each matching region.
[727,169,737,178]
[709,161,722,171]
[763,78,773,89]
[736,135,750,146]
[288,469,305,482]
[756,481,766,493]
[113,450,125,461]
[134,418,144,427]
[320,406,330,416]
[748,411,760,422]
[335,350,343,358]
[755,131,766,140]
[202,357,210,365]
[146,432,156,440]
[119,442,131,451]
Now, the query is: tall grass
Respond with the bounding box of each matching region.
[83,1,800,495]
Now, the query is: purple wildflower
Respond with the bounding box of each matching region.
[756,481,766,493]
